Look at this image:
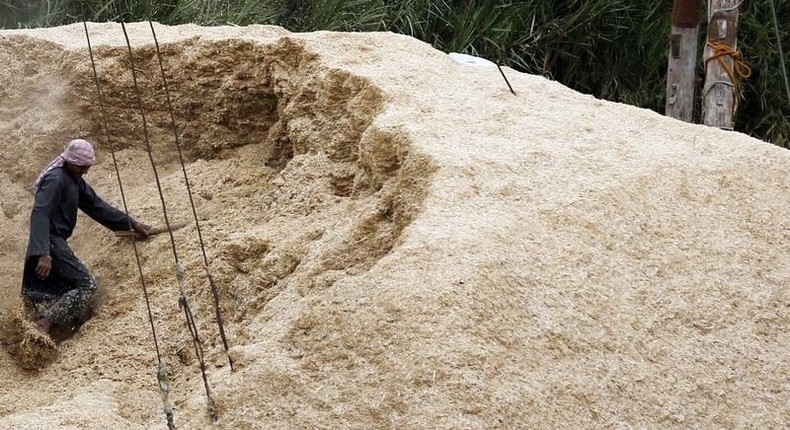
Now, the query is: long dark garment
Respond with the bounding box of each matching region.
[22,237,97,326]
[22,166,134,326]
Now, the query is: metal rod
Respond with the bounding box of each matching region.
[497,63,516,95]
[147,20,233,371]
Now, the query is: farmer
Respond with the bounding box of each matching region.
[22,138,151,337]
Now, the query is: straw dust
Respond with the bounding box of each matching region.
[0,22,788,429]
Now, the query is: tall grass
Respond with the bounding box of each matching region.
[0,0,788,147]
[736,0,790,148]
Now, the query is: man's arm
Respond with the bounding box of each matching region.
[28,174,60,279]
[28,175,60,257]
[77,181,149,237]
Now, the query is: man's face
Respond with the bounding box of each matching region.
[64,162,90,180]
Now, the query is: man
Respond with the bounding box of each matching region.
[22,138,151,338]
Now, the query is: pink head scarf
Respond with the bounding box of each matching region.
[33,139,97,191]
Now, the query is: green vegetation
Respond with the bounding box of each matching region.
[1,0,788,148]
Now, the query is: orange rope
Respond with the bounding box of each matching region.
[705,39,752,108]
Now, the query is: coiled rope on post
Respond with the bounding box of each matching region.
[702,0,752,123]
[119,21,217,422]
[82,21,176,430]
[704,39,752,105]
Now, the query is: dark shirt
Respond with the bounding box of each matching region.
[26,167,133,257]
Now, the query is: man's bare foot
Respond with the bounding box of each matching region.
[34,318,53,335]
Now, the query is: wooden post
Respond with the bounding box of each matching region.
[702,0,741,130]
[666,0,701,122]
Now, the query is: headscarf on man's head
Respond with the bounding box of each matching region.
[33,139,97,191]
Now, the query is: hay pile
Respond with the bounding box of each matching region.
[0,22,788,429]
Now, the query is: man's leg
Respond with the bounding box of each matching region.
[21,257,59,334]
[39,247,97,328]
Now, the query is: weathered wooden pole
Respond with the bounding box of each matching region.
[702,0,742,130]
[666,0,701,122]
